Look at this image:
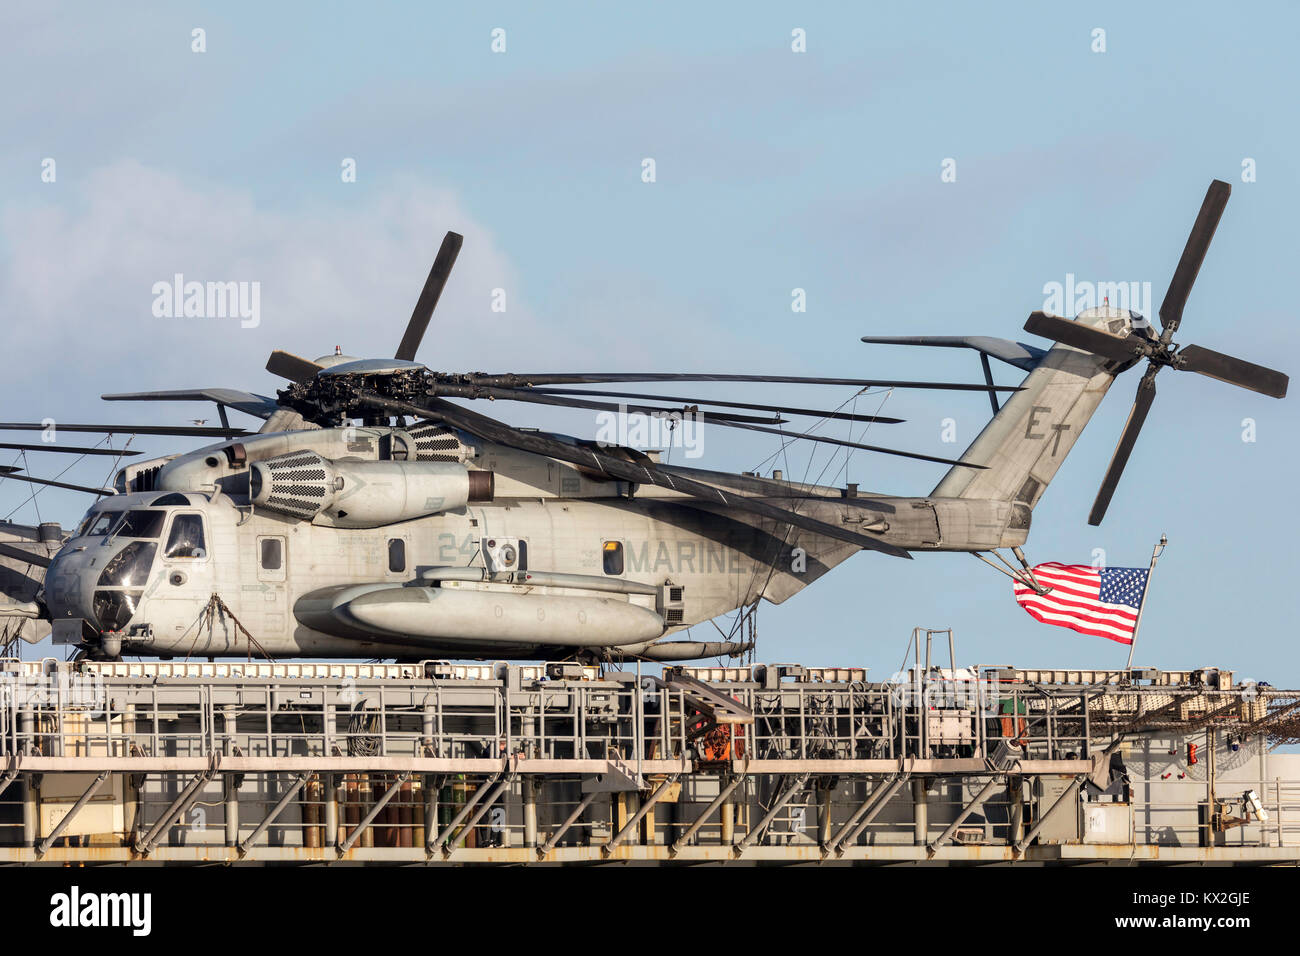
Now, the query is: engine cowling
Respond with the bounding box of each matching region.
[250,451,493,527]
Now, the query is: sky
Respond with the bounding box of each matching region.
[1,1,1297,679]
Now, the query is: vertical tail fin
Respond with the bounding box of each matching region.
[930,327,1125,521]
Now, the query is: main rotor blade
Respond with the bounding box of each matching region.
[396,231,463,362]
[1160,179,1230,340]
[0,442,141,457]
[266,350,324,383]
[1024,311,1147,363]
[695,418,984,468]
[0,423,246,438]
[0,467,114,497]
[530,388,905,424]
[1088,372,1157,526]
[1175,344,1289,399]
[358,393,911,559]
[478,387,960,464]
[473,387,787,424]
[0,541,51,569]
[466,372,1020,392]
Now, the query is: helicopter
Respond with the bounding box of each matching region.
[0,180,1287,662]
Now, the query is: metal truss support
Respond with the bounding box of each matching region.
[428,770,502,854]
[523,776,538,848]
[224,773,240,847]
[324,774,339,847]
[734,772,810,854]
[604,773,680,855]
[829,774,909,857]
[928,776,1001,855]
[670,774,746,856]
[135,765,218,855]
[538,790,599,859]
[912,777,929,845]
[446,773,515,854]
[337,770,411,856]
[1014,775,1084,855]
[237,772,310,858]
[35,770,109,857]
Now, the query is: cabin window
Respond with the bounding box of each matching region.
[260,537,282,571]
[164,514,206,558]
[602,540,624,575]
[388,538,406,573]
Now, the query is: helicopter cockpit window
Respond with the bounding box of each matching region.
[165,514,206,559]
[111,509,167,539]
[602,541,624,576]
[78,510,123,537]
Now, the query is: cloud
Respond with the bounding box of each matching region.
[0,161,552,394]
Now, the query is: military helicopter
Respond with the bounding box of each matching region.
[0,180,1287,662]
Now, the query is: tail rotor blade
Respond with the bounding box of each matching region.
[1024,311,1146,362]
[396,231,463,362]
[1088,372,1158,526]
[1176,344,1289,399]
[1160,180,1231,340]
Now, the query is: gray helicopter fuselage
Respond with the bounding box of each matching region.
[38,414,1029,661]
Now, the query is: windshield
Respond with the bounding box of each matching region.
[109,510,167,540]
[98,541,157,588]
[78,510,124,537]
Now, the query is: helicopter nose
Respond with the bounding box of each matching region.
[43,547,100,629]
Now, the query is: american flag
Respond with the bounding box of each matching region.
[1012,562,1149,645]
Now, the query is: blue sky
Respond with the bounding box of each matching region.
[2,1,1297,677]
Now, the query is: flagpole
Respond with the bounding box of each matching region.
[1125,534,1167,670]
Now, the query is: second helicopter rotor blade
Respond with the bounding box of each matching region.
[0,422,247,438]
[1159,179,1231,341]
[0,540,52,569]
[0,442,141,457]
[1176,344,1289,399]
[0,467,115,497]
[396,231,463,362]
[1088,372,1158,526]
